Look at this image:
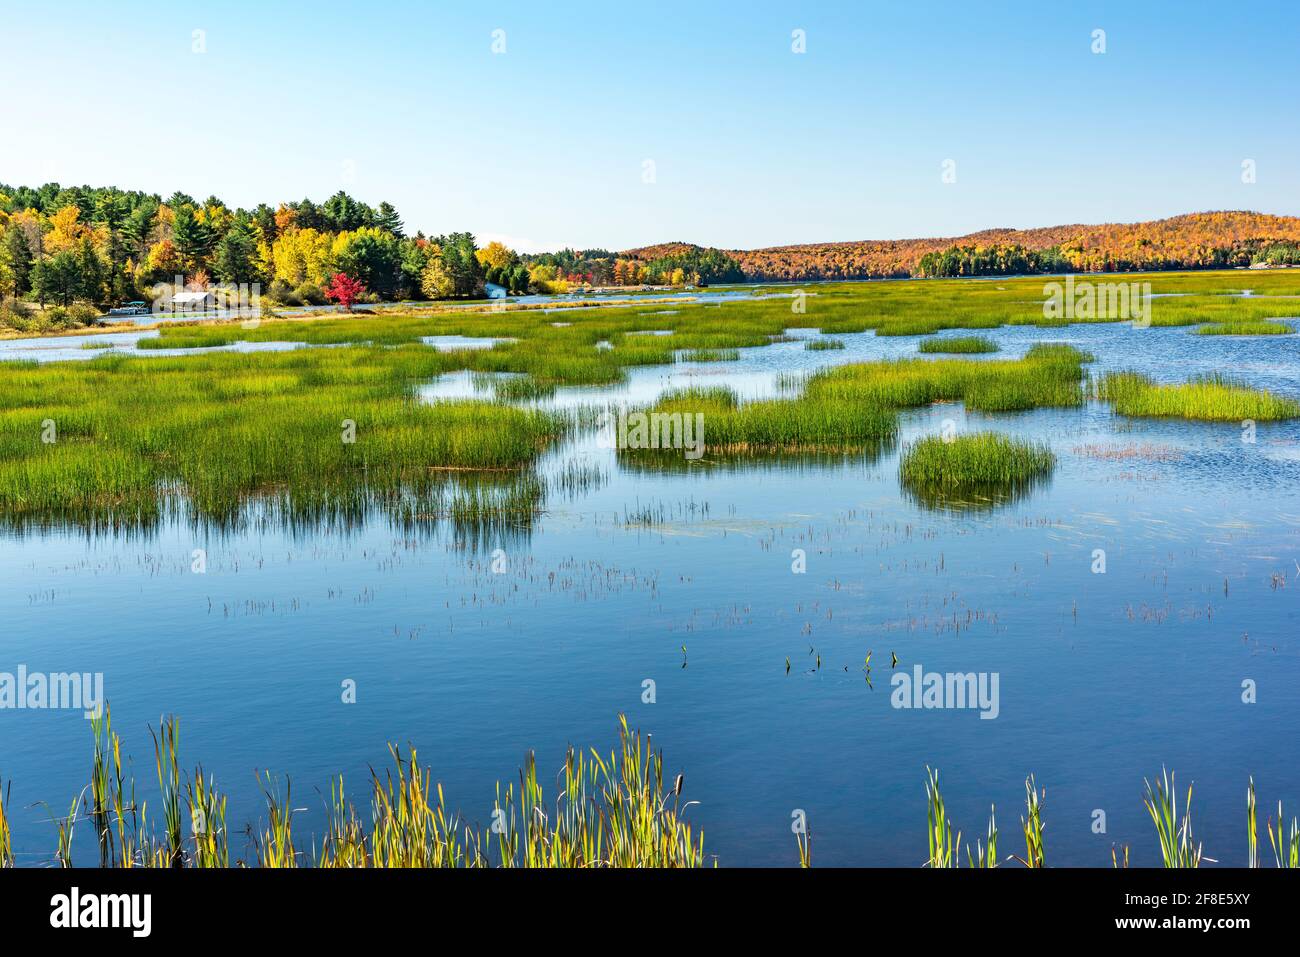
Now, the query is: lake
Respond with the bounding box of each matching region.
[2,302,1298,867]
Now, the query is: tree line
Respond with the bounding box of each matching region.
[0,183,748,332]
[0,184,604,331]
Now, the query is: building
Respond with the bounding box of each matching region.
[170,290,216,312]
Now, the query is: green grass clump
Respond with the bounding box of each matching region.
[806,343,1090,413]
[616,345,1091,465]
[620,386,896,460]
[1098,372,1300,421]
[900,432,1055,510]
[680,348,741,362]
[485,374,557,402]
[918,335,999,354]
[804,338,846,351]
[901,432,1055,486]
[136,332,241,349]
[1193,320,1292,336]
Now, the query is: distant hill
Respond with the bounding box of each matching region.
[624,212,1300,280]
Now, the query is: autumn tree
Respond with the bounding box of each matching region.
[324,272,367,311]
[420,256,455,299]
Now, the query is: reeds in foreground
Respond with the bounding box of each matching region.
[925,767,962,867]
[1144,768,1203,868]
[20,710,705,868]
[1015,775,1046,868]
[0,777,12,867]
[8,717,1298,868]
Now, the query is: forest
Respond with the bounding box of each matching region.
[730,211,1300,280]
[3,183,1298,337]
[0,182,747,333]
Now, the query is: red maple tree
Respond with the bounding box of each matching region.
[324,272,367,311]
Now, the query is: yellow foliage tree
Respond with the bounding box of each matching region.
[476,241,515,272]
[45,205,87,253]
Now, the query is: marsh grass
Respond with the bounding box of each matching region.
[966,806,999,869]
[0,346,565,529]
[924,767,961,868]
[680,348,741,362]
[619,385,896,461]
[50,710,707,868]
[918,335,999,354]
[0,777,11,867]
[618,346,1089,468]
[4,275,1295,531]
[1251,776,1300,869]
[900,433,1055,511]
[1015,776,1046,868]
[16,724,1300,868]
[1194,320,1292,336]
[1144,768,1204,868]
[804,338,845,351]
[481,374,557,402]
[1099,371,1300,422]
[806,342,1089,413]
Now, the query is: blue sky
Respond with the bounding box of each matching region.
[1,0,1296,251]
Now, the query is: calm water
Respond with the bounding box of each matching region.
[2,319,1298,866]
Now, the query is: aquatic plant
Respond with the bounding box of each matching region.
[0,777,11,868]
[1099,371,1300,422]
[966,806,999,869]
[918,335,999,354]
[806,343,1090,413]
[619,385,896,459]
[900,433,1055,511]
[1015,776,1046,868]
[1144,768,1202,868]
[0,346,566,529]
[680,348,741,362]
[924,767,961,868]
[1193,320,1292,336]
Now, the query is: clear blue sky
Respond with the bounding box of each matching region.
[2,0,1296,251]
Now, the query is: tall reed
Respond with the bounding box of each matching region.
[1143,768,1202,868]
[0,778,12,867]
[924,767,961,867]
